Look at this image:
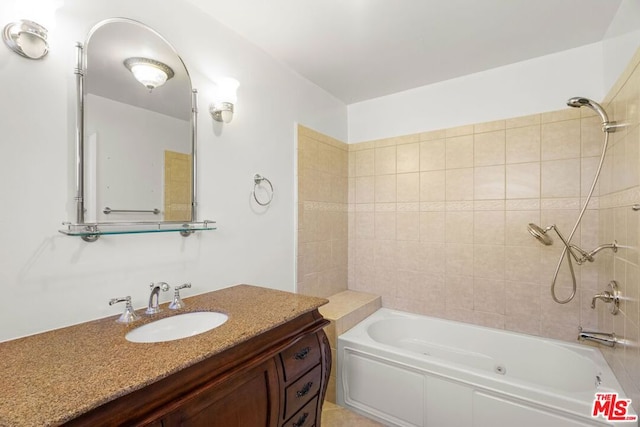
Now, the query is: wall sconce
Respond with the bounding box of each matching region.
[210,77,239,123]
[124,57,174,90]
[3,20,49,59]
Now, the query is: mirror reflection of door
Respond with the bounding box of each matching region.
[82,18,193,223]
[164,151,192,221]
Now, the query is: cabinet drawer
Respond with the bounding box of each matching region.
[282,397,317,427]
[280,333,320,381]
[283,364,321,421]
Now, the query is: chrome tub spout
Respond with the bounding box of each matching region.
[578,327,617,348]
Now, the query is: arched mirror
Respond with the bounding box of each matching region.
[61,18,214,241]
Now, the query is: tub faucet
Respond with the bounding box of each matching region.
[146,282,170,315]
[578,327,617,348]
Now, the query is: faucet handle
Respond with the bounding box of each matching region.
[591,280,620,314]
[175,282,191,291]
[109,296,139,324]
[169,283,191,310]
[591,292,612,309]
[150,281,171,292]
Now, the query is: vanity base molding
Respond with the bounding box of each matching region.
[62,310,330,427]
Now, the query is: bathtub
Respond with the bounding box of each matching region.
[337,308,637,427]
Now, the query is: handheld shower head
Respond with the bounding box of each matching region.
[566,97,609,125]
[527,223,553,246]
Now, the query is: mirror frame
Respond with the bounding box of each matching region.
[70,18,201,241]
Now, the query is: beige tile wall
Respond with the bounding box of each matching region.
[297,52,640,411]
[347,111,605,341]
[297,125,349,297]
[598,48,640,411]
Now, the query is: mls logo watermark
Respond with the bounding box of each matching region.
[591,393,637,423]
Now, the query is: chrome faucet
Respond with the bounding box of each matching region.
[169,283,192,310]
[109,296,139,324]
[146,282,170,315]
[591,281,620,314]
[578,327,617,348]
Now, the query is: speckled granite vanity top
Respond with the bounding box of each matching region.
[0,285,327,427]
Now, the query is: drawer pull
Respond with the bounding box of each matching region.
[292,412,309,427]
[296,381,313,398]
[293,346,311,360]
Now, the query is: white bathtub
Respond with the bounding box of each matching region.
[337,308,637,427]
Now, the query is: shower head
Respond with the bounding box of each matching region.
[566,97,609,125]
[527,223,553,246]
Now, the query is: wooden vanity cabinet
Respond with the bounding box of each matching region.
[159,357,280,426]
[63,310,330,427]
[278,332,325,427]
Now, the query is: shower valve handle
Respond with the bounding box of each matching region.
[591,292,613,309]
[590,281,620,315]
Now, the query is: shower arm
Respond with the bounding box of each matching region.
[546,225,590,264]
[585,242,617,260]
[555,226,617,264]
[569,244,593,264]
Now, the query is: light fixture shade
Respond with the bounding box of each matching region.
[216,77,239,103]
[210,77,239,123]
[219,108,233,124]
[210,102,233,123]
[124,57,174,90]
[3,20,49,59]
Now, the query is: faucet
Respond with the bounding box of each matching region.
[169,283,192,310]
[578,327,617,347]
[591,280,620,315]
[146,282,170,315]
[109,296,139,324]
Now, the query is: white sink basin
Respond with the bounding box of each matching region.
[126,311,228,343]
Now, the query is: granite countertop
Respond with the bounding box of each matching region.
[0,284,327,427]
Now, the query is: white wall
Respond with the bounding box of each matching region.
[0,0,346,341]
[602,0,640,94]
[347,42,605,143]
[347,0,640,144]
[3,0,638,343]
[86,95,191,222]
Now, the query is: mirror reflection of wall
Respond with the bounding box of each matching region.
[83,18,193,223]
[84,95,190,221]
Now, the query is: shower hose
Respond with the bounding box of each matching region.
[551,129,610,304]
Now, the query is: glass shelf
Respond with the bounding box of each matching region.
[59,220,216,240]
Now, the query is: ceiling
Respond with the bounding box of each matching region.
[85,19,192,120]
[184,0,622,104]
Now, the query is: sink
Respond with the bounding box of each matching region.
[126,311,228,343]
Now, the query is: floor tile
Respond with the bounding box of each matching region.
[322,401,386,426]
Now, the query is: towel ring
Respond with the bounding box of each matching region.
[253,173,274,206]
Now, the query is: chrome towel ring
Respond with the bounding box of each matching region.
[253,173,274,206]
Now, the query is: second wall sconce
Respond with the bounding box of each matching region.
[210,77,239,123]
[3,19,49,59]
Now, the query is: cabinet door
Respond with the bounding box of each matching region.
[160,358,280,427]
